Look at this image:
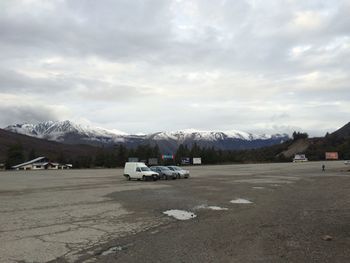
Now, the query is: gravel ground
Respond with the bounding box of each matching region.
[1,161,350,263]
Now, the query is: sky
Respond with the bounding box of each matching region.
[0,0,349,136]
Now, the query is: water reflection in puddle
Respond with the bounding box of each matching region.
[230,198,253,204]
[195,204,228,210]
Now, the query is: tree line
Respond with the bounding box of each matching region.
[3,143,162,169]
[3,130,349,169]
[4,142,291,169]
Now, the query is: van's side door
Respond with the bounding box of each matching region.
[135,167,142,179]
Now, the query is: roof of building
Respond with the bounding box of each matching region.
[32,162,59,166]
[12,157,48,169]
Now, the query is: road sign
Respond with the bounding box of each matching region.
[162,154,174,160]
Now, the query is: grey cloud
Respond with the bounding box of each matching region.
[0,68,157,102]
[0,0,349,72]
[0,69,66,93]
[0,104,60,127]
[0,0,174,61]
[0,0,349,136]
[78,84,152,101]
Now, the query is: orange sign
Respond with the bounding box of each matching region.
[325,152,338,160]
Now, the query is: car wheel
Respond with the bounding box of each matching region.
[142,175,146,181]
[127,175,131,181]
[177,174,180,179]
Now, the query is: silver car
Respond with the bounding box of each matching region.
[150,166,177,180]
[167,166,190,179]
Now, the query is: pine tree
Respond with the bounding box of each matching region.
[6,144,25,169]
[28,148,36,161]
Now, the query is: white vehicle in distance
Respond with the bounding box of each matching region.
[293,154,308,162]
[345,160,350,165]
[167,166,190,179]
[124,162,159,181]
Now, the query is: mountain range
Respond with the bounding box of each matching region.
[1,121,349,168]
[0,128,99,166]
[4,120,289,153]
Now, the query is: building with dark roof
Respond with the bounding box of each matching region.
[12,157,72,170]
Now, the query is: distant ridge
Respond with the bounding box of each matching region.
[4,120,289,152]
[331,122,350,138]
[0,128,99,164]
[277,121,350,160]
[2,121,349,166]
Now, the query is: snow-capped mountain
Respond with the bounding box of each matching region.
[5,120,128,145]
[145,130,288,152]
[4,121,289,152]
[147,129,280,142]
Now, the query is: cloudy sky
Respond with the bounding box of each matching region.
[0,0,349,136]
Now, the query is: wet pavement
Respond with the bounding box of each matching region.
[0,161,350,262]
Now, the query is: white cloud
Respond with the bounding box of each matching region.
[292,11,324,31]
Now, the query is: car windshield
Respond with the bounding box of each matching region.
[140,167,150,171]
[160,167,170,171]
[170,166,182,170]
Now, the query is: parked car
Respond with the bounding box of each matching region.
[124,162,158,181]
[150,166,177,180]
[345,160,350,165]
[167,166,190,179]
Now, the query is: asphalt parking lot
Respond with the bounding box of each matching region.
[1,161,350,263]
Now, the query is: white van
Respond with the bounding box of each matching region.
[123,162,159,181]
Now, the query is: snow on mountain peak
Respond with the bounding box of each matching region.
[149,128,282,142]
[95,127,128,136]
[4,120,128,142]
[4,121,289,148]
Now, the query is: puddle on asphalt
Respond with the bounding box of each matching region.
[163,210,197,220]
[195,204,228,211]
[230,198,253,204]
